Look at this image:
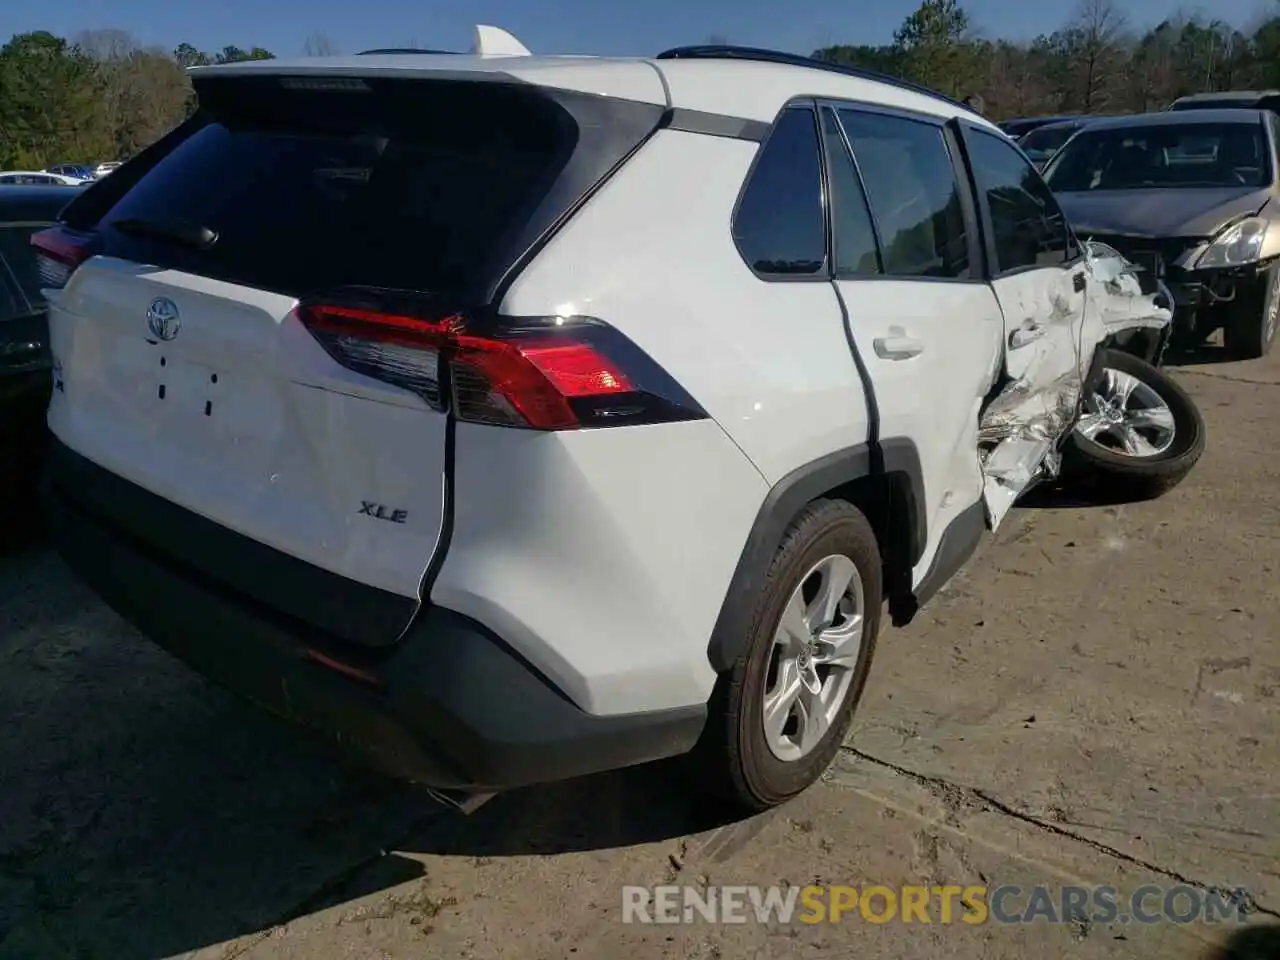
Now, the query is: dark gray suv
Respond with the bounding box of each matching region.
[0,184,77,528]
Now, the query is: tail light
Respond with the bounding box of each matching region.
[298,297,706,431]
[30,226,98,290]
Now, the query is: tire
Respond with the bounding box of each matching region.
[0,416,50,551]
[1063,348,1205,501]
[692,499,882,813]
[1222,263,1279,360]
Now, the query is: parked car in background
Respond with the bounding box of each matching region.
[0,184,76,540]
[1016,117,1127,170]
[0,171,87,187]
[999,114,1078,139]
[46,164,95,182]
[1169,90,1280,114]
[92,161,122,179]
[1043,108,1280,359]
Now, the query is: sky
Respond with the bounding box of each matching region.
[5,0,1275,61]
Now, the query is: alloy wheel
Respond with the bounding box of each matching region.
[761,554,865,762]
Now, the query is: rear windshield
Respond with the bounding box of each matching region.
[1017,124,1079,161]
[1043,122,1272,191]
[77,76,608,299]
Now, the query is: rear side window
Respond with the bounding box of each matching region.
[837,109,971,279]
[84,77,655,299]
[733,106,827,276]
[820,108,881,277]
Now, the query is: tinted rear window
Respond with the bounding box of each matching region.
[1017,124,1078,159]
[90,77,585,298]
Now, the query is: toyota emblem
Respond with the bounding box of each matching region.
[146,297,181,341]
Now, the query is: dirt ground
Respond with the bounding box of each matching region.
[1,339,1278,960]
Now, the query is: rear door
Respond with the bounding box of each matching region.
[823,103,1006,577]
[43,73,620,646]
[958,122,1089,526]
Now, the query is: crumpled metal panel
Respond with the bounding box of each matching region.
[977,243,1172,529]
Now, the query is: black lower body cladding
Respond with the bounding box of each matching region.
[43,440,706,791]
[45,440,418,647]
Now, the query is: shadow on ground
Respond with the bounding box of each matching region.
[1201,924,1280,960]
[1014,478,1146,511]
[1164,340,1237,367]
[0,547,744,959]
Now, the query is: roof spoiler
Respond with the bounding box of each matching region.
[471,25,531,57]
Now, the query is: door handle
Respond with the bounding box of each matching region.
[872,335,925,360]
[1008,320,1047,349]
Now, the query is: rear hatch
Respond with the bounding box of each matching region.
[41,69,664,647]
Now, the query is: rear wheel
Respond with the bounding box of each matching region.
[1064,348,1204,501]
[1222,264,1280,360]
[693,499,881,813]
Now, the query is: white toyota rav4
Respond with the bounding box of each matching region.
[36,33,1202,812]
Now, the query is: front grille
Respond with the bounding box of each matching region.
[1087,235,1201,273]
[1085,234,1203,294]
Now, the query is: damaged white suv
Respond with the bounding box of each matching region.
[36,35,1204,813]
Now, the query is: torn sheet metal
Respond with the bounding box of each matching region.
[1083,240,1175,338]
[978,367,1078,529]
[977,243,1172,530]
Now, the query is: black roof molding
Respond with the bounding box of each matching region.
[356,47,459,55]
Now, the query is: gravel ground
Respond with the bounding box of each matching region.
[1,339,1277,960]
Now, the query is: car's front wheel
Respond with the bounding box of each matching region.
[1222,262,1280,360]
[694,499,882,813]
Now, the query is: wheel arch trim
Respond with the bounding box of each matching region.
[705,439,926,674]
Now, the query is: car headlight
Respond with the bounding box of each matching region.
[1195,217,1268,269]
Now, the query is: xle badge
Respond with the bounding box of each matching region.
[359,501,408,524]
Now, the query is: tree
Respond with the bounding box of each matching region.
[72,29,140,156]
[813,44,907,76]
[1253,16,1280,88]
[173,43,211,68]
[0,32,113,167]
[892,0,975,96]
[302,33,340,56]
[115,49,190,155]
[213,45,275,63]
[1058,0,1129,112]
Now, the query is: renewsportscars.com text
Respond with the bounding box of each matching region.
[621,884,1253,926]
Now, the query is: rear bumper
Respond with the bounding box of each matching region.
[44,440,706,791]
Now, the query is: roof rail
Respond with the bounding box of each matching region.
[356,47,457,55]
[654,44,971,113]
[357,26,531,59]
